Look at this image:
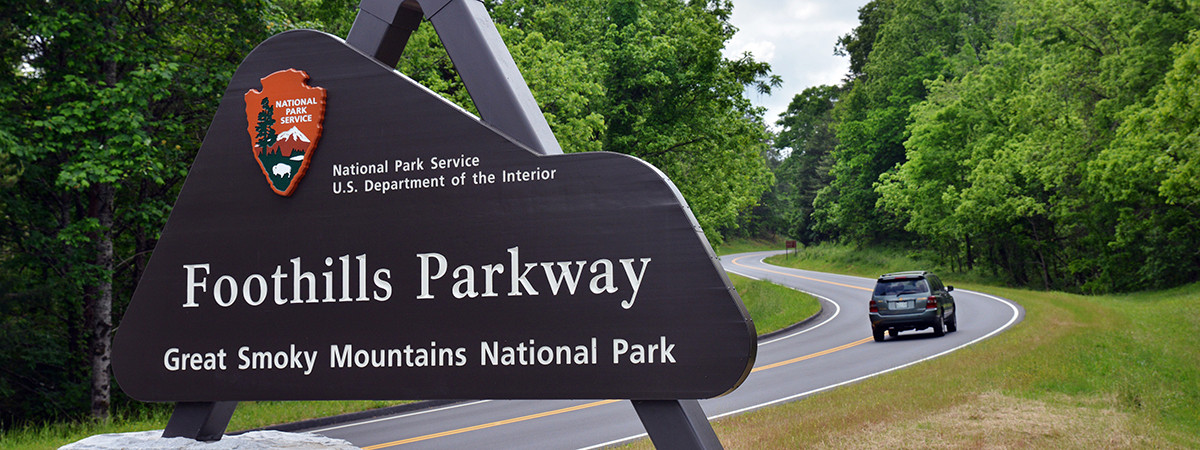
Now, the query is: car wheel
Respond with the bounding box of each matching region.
[888,329,898,338]
[932,312,945,337]
[947,311,958,333]
[872,326,885,342]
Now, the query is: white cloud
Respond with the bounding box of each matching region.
[723,0,870,125]
[727,39,777,63]
[787,1,821,20]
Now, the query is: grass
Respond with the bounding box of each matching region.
[3,238,815,449]
[713,236,788,256]
[0,400,410,449]
[729,273,820,336]
[765,241,999,287]
[704,283,1200,448]
[227,400,410,430]
[625,243,1200,448]
[719,236,822,334]
[766,241,915,277]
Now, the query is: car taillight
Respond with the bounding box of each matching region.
[869,299,878,313]
[925,296,938,309]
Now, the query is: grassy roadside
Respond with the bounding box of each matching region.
[713,236,787,256]
[717,237,822,335]
[728,273,821,336]
[764,241,973,281]
[635,242,1200,449]
[2,239,814,449]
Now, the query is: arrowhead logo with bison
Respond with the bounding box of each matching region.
[244,69,326,196]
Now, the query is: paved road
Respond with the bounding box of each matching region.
[310,251,1023,449]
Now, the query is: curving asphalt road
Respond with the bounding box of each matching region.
[309,251,1023,449]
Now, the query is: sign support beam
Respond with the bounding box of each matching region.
[348,0,562,156]
[345,1,724,447]
[633,400,724,449]
[346,0,423,69]
[162,401,238,442]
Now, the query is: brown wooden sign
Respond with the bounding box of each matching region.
[112,30,755,402]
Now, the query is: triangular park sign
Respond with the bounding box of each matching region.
[112,28,756,403]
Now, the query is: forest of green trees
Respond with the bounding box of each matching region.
[756,0,1199,294]
[1,0,1197,431]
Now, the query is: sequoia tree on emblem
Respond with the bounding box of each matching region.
[244,69,326,196]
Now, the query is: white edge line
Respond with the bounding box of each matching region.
[582,292,1020,449]
[581,271,842,450]
[724,268,762,281]
[708,289,1021,420]
[316,257,834,443]
[329,256,1020,449]
[723,255,843,346]
[308,400,492,433]
[579,432,649,450]
[758,291,840,346]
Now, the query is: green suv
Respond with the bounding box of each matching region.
[868,271,956,341]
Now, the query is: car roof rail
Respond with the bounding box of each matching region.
[878,270,929,280]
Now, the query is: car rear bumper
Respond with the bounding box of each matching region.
[869,309,939,330]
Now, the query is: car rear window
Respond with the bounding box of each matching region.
[873,278,929,296]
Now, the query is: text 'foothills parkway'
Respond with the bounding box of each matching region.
[308,251,1024,449]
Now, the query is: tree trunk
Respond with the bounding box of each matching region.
[85,182,115,420]
[88,4,122,419]
[964,235,974,271]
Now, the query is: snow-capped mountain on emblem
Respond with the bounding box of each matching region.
[274,126,312,161]
[243,69,326,197]
[277,126,310,143]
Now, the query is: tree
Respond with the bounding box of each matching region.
[598,0,779,242]
[834,0,891,80]
[255,98,279,151]
[1088,29,1200,290]
[0,0,779,426]
[878,0,1199,290]
[817,0,999,243]
[407,0,777,244]
[757,85,840,242]
[0,0,272,424]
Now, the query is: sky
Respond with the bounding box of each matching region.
[723,0,871,127]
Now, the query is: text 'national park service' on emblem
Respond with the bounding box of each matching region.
[245,69,326,196]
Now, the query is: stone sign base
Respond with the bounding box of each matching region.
[60,430,357,449]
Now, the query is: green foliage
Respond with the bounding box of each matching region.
[1087,29,1200,290]
[755,243,1200,444]
[757,0,1200,292]
[749,85,839,242]
[816,0,1001,243]
[873,0,1200,291]
[414,0,777,245]
[0,0,285,427]
[0,0,776,428]
[727,273,821,336]
[712,236,786,256]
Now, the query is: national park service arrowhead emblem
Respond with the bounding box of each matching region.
[244,69,326,196]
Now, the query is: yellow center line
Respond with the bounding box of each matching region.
[363,335,870,448]
[751,336,874,372]
[362,400,621,449]
[730,254,873,292]
[363,255,873,448]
